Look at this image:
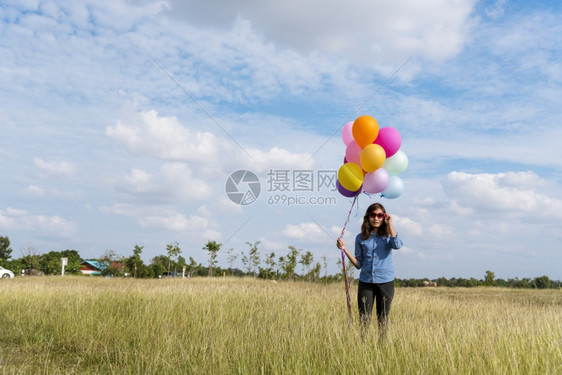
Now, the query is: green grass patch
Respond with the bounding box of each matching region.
[0,277,560,374]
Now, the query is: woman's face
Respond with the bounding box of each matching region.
[368,209,386,228]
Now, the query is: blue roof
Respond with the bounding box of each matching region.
[81,260,108,271]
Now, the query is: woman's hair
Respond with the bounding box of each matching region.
[360,203,391,240]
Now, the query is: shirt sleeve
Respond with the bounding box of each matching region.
[354,235,363,268]
[390,233,403,249]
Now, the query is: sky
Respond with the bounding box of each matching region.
[1,0,561,280]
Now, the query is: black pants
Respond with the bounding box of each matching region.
[357,280,395,331]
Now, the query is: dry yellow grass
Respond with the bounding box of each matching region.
[0,276,560,374]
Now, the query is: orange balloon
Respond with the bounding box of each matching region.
[352,115,379,148]
[337,163,364,192]
[360,144,386,172]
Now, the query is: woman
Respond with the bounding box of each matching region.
[336,202,403,336]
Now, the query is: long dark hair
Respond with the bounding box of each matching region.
[360,203,391,240]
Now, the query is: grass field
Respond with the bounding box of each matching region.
[0,277,560,374]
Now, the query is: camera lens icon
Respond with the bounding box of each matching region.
[225,170,261,205]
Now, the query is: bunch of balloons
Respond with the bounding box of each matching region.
[337,115,408,199]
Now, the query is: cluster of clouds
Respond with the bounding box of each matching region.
[0,208,77,238]
[443,171,562,219]
[1,0,561,278]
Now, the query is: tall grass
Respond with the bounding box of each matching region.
[1,277,560,374]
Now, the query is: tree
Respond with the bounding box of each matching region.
[185,256,202,278]
[264,252,276,279]
[226,248,238,272]
[40,251,63,275]
[484,270,495,286]
[166,242,181,276]
[100,249,125,277]
[299,251,314,281]
[246,241,261,278]
[151,255,168,267]
[21,243,40,271]
[534,275,551,289]
[277,256,285,277]
[202,240,221,277]
[0,235,13,264]
[132,245,143,278]
[241,253,250,274]
[281,246,299,280]
[151,263,166,278]
[321,256,328,278]
[308,262,322,282]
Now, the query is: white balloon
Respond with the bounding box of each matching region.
[383,150,408,175]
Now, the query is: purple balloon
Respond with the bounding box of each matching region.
[337,180,361,198]
[363,168,390,194]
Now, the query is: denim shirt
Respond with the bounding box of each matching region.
[355,232,403,284]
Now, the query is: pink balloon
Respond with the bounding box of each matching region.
[363,168,390,194]
[341,121,354,146]
[345,140,362,167]
[374,127,402,158]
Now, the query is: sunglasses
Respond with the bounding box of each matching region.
[369,212,386,219]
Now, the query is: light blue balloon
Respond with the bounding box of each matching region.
[383,150,408,175]
[381,176,404,199]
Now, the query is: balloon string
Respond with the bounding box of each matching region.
[339,193,359,239]
[339,193,359,323]
[341,249,353,323]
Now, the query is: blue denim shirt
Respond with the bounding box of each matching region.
[355,232,403,284]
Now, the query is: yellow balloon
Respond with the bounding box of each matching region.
[338,163,364,192]
[360,144,386,172]
[352,115,379,148]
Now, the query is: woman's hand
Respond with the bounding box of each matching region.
[336,238,345,250]
[384,213,392,225]
[337,238,359,269]
[385,214,397,237]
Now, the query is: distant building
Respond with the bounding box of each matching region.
[79,260,107,275]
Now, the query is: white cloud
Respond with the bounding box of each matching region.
[393,215,422,236]
[26,185,45,196]
[126,168,152,186]
[116,163,211,204]
[247,147,315,172]
[107,109,316,175]
[33,157,75,177]
[106,110,219,162]
[200,198,244,215]
[99,203,215,234]
[282,222,328,242]
[256,237,285,252]
[0,207,77,238]
[442,171,562,219]
[484,0,507,19]
[428,224,455,238]
[139,213,210,232]
[167,0,476,63]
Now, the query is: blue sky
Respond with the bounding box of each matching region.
[1,0,561,280]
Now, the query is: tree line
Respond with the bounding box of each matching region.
[396,270,559,289]
[0,235,559,288]
[0,236,330,281]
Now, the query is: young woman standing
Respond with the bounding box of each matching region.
[336,202,403,337]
